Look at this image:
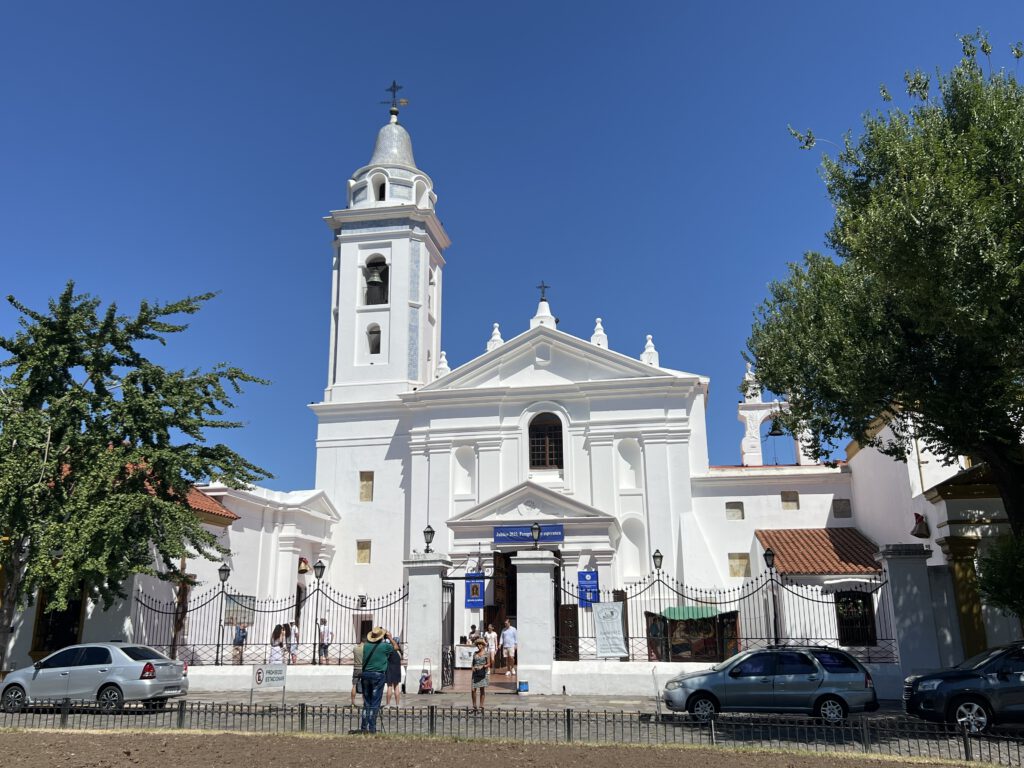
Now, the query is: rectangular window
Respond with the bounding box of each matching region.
[834,591,877,646]
[781,491,800,510]
[832,498,852,518]
[359,471,374,502]
[725,501,745,520]
[728,553,751,577]
[356,540,371,564]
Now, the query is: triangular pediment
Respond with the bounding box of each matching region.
[448,481,617,526]
[418,326,696,393]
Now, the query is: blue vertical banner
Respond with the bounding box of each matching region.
[578,570,600,607]
[465,573,485,608]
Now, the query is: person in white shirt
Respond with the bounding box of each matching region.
[484,623,498,668]
[499,619,518,676]
[318,618,334,664]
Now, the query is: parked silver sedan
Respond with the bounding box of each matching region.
[1,643,188,712]
[663,646,879,723]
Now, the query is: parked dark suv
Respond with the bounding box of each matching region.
[904,642,1024,732]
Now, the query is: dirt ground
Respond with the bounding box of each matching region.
[0,731,970,768]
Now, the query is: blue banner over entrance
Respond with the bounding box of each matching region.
[465,572,485,608]
[493,524,565,544]
[578,570,600,607]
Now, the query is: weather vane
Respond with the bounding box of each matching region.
[537,281,550,301]
[381,80,409,110]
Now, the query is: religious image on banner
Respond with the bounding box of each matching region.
[465,573,485,608]
[594,602,628,658]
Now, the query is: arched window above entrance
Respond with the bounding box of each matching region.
[529,413,563,469]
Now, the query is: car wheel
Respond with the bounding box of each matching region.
[97,685,123,712]
[2,685,26,713]
[950,697,992,733]
[815,695,848,724]
[687,693,718,722]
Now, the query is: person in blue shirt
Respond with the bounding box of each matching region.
[499,619,518,676]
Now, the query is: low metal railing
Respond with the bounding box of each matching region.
[1,700,1021,764]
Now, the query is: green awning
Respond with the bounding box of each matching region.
[661,606,718,621]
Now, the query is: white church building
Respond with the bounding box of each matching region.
[8,104,1020,696]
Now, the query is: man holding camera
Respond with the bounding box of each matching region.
[358,626,396,733]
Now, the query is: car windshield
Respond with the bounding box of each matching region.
[120,646,168,661]
[956,648,1005,670]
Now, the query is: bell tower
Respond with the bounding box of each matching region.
[322,99,450,403]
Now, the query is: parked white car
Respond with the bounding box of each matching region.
[1,643,188,712]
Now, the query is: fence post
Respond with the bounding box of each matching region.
[299,702,307,732]
[860,715,871,753]
[428,704,436,735]
[176,699,186,729]
[961,727,974,762]
[60,698,70,729]
[564,708,573,742]
[709,716,716,745]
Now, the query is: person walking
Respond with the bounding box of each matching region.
[470,637,490,711]
[268,624,285,664]
[484,623,498,669]
[500,619,518,676]
[359,626,395,733]
[288,620,300,664]
[350,640,364,706]
[384,635,403,706]
[232,622,248,665]
[467,624,481,643]
[318,618,333,664]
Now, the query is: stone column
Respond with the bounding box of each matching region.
[875,543,941,675]
[403,553,452,692]
[936,536,987,659]
[513,549,559,695]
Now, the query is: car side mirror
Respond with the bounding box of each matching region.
[996,669,1012,681]
[32,661,41,670]
[729,667,743,678]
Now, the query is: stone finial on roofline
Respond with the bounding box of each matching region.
[486,323,504,352]
[640,334,659,366]
[591,318,608,348]
[435,350,451,379]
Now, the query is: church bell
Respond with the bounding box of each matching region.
[365,265,386,305]
[910,513,930,539]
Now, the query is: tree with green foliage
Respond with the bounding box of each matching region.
[0,283,268,669]
[977,536,1024,619]
[747,33,1024,536]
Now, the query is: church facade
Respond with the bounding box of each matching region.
[6,106,1019,688]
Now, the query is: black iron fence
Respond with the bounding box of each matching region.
[132,582,408,666]
[2,699,1022,765]
[555,570,896,663]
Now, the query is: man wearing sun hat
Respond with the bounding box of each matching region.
[358,626,396,733]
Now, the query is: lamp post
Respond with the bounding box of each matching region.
[216,563,230,666]
[312,559,325,665]
[530,521,542,550]
[651,549,667,660]
[763,548,780,646]
[423,524,435,554]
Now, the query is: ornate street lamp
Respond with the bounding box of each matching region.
[652,549,664,572]
[216,563,230,665]
[530,521,542,550]
[423,524,435,554]
[763,548,781,646]
[313,559,325,664]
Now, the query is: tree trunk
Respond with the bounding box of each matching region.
[977,444,1024,539]
[0,542,29,672]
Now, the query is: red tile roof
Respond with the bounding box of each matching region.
[754,528,880,575]
[186,487,238,522]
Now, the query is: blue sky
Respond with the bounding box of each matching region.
[2,2,1022,489]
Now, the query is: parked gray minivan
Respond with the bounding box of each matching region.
[663,646,879,723]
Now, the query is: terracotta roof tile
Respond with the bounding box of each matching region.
[186,487,238,521]
[754,528,880,575]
